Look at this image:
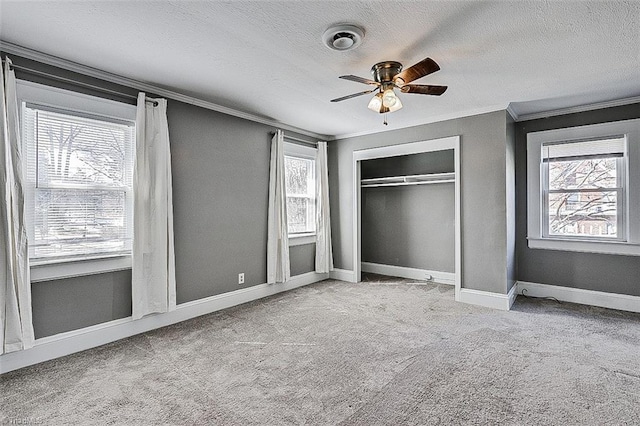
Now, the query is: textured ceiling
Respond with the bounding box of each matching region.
[1,1,639,138]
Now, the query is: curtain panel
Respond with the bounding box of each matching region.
[0,57,35,354]
[267,129,290,284]
[315,141,333,273]
[132,93,176,320]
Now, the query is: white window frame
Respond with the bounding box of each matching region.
[527,118,640,256]
[283,141,317,246]
[16,80,136,280]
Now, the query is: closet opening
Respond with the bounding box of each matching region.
[352,136,461,301]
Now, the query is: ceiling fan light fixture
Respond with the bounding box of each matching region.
[331,56,446,122]
[367,93,383,112]
[388,96,403,112]
[382,88,398,108]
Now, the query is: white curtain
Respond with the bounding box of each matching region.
[0,57,35,354]
[315,141,333,273]
[132,93,176,320]
[266,129,290,284]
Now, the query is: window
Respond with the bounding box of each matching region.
[527,118,640,256]
[283,141,317,244]
[543,137,624,240]
[18,81,136,268]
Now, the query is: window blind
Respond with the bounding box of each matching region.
[543,136,626,162]
[22,103,135,260]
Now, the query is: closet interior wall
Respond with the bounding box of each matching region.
[360,150,456,278]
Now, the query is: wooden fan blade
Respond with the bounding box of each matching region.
[339,75,380,86]
[394,57,440,84]
[400,84,448,96]
[330,89,376,103]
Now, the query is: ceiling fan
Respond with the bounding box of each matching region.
[330,57,447,122]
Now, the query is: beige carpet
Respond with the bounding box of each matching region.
[1,274,639,425]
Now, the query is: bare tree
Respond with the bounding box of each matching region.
[548,157,618,236]
[34,114,131,256]
[44,122,84,178]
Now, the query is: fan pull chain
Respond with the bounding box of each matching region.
[383,113,388,125]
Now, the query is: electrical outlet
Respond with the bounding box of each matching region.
[238,273,245,285]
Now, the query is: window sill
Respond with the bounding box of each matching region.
[528,238,640,256]
[30,255,132,283]
[288,233,316,247]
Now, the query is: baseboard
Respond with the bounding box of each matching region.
[0,271,328,374]
[329,268,356,283]
[361,262,455,285]
[516,281,640,314]
[458,285,517,311]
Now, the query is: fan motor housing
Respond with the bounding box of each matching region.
[371,61,403,83]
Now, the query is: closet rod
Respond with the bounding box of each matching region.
[361,179,455,188]
[1,59,158,106]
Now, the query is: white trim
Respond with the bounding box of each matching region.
[506,104,519,121]
[1,41,328,141]
[329,268,356,282]
[361,262,454,285]
[31,256,132,283]
[0,271,328,374]
[353,136,460,161]
[516,281,640,314]
[454,138,462,300]
[514,96,640,122]
[526,118,640,256]
[458,286,517,311]
[352,136,462,299]
[527,238,640,256]
[353,155,361,283]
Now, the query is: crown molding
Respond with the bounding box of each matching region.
[513,96,640,122]
[506,104,519,121]
[0,41,329,140]
[6,42,637,140]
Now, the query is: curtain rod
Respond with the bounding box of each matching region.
[273,131,318,147]
[1,59,158,106]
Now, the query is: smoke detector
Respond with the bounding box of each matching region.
[322,25,364,51]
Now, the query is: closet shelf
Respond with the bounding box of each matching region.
[361,172,455,188]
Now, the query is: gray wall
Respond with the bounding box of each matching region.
[168,100,270,303]
[515,103,640,297]
[362,184,455,272]
[290,243,316,277]
[31,271,132,339]
[360,150,454,179]
[329,111,513,294]
[169,98,316,303]
[5,53,316,337]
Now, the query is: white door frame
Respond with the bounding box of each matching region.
[352,135,462,300]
